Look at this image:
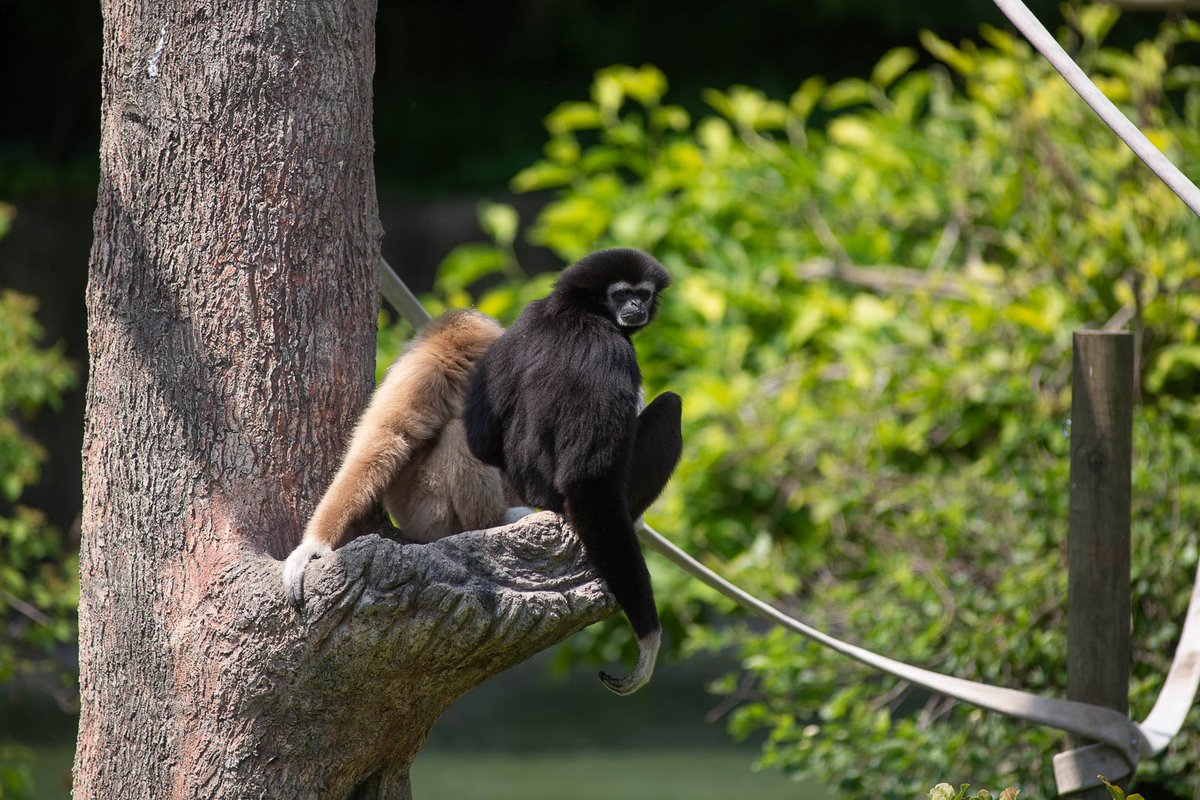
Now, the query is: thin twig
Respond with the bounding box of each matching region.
[2,590,55,627]
[792,258,1004,301]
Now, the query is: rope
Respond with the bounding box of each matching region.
[379,257,433,327]
[640,522,1200,792]
[991,0,1200,218]
[638,521,1145,758]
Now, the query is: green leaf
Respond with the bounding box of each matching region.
[544,136,580,165]
[1074,3,1120,43]
[435,244,507,292]
[546,101,604,135]
[617,65,668,106]
[478,202,519,248]
[1146,344,1200,393]
[788,77,826,121]
[871,47,919,89]
[828,116,874,149]
[919,30,976,75]
[1099,775,1125,799]
[822,78,873,110]
[651,105,690,131]
[591,71,624,115]
[0,203,14,240]
[928,784,958,800]
[510,162,573,193]
[696,118,733,155]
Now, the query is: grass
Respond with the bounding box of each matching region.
[13,647,825,798]
[18,745,809,800]
[413,749,807,800]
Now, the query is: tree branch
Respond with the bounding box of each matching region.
[301,511,616,673]
[175,512,615,799]
[793,257,1005,300]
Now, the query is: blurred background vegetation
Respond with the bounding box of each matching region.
[3,0,1199,798]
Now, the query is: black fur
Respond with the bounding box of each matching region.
[463,248,682,690]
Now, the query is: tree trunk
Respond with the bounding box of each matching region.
[76,2,613,797]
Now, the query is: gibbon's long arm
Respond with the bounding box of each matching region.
[284,310,506,607]
[282,365,441,607]
[564,481,660,695]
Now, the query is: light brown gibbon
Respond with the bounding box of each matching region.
[282,309,530,607]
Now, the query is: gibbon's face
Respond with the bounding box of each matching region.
[606,280,656,330]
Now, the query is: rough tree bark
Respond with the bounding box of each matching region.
[75,1,614,797]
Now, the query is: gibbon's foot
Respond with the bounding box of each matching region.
[282,540,332,609]
[503,506,536,525]
[598,629,661,695]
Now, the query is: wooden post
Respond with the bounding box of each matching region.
[1065,330,1134,797]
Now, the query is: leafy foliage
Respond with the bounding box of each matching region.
[928,783,1019,800]
[0,224,79,797]
[1101,774,1148,800]
[407,7,1200,798]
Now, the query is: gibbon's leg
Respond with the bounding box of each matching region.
[563,479,661,695]
[282,432,413,607]
[626,391,683,520]
[437,419,510,534]
[499,475,535,523]
[503,505,536,524]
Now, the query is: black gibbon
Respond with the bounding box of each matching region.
[282,309,528,607]
[463,248,683,695]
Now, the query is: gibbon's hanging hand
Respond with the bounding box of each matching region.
[463,248,683,694]
[283,310,527,608]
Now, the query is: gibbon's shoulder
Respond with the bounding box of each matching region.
[398,309,501,374]
[378,309,503,395]
[413,309,503,359]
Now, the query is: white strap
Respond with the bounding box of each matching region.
[991,0,1200,216]
[1139,570,1200,753]
[378,256,433,326]
[637,524,1150,771]
[641,523,1200,791]
[990,2,1200,789]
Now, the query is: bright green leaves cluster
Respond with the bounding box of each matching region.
[929,784,1019,800]
[407,6,1200,797]
[1100,774,1147,800]
[0,285,77,797]
[0,288,77,676]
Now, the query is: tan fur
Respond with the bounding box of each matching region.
[283,309,513,605]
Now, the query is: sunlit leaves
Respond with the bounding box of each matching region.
[920,30,978,75]
[0,284,78,702]
[407,7,1200,797]
[478,201,519,250]
[871,47,920,90]
[546,101,604,136]
[788,77,826,123]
